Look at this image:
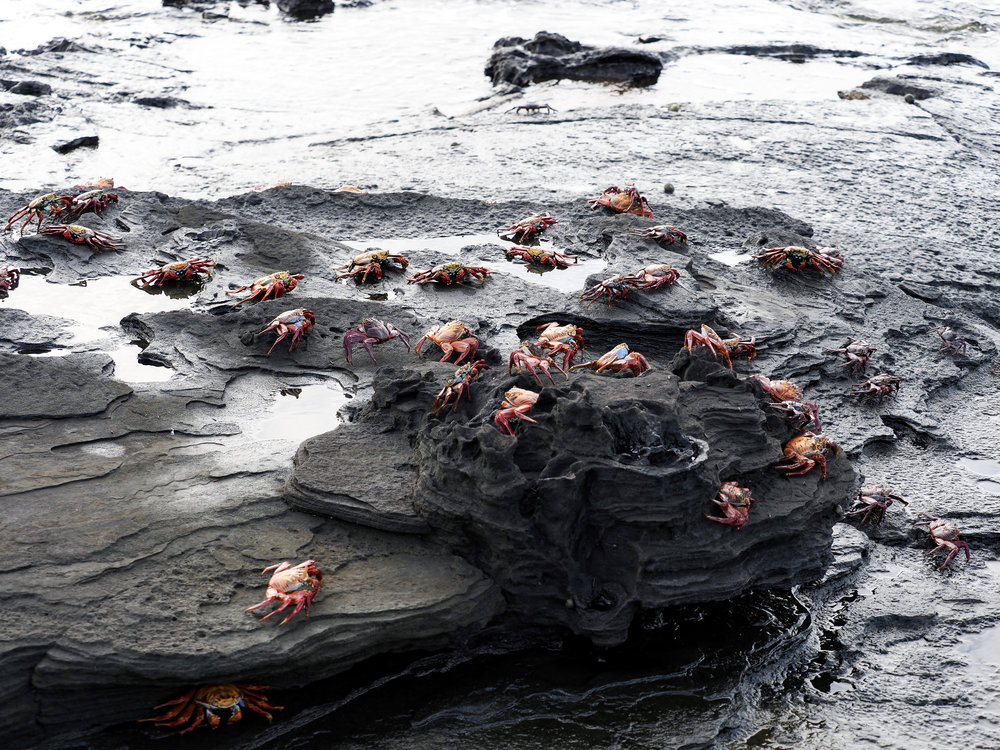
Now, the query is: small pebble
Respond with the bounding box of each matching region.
[667,103,680,112]
[904,93,916,104]
[663,183,674,195]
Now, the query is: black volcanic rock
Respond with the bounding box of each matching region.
[4,80,52,96]
[51,135,99,154]
[485,31,662,87]
[277,0,334,19]
[860,76,940,100]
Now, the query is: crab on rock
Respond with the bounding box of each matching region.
[847,485,907,526]
[497,212,557,243]
[335,249,408,283]
[914,514,971,569]
[570,342,651,377]
[416,319,480,363]
[245,559,323,625]
[67,188,119,219]
[589,184,653,218]
[509,342,568,386]
[39,224,124,252]
[774,431,839,480]
[534,322,585,370]
[684,324,757,369]
[257,308,315,357]
[754,245,843,275]
[494,387,539,436]
[227,271,304,308]
[931,326,968,355]
[580,274,641,308]
[706,481,755,530]
[140,684,282,734]
[628,225,687,246]
[0,266,20,301]
[851,373,901,402]
[625,263,680,290]
[5,192,74,233]
[432,359,491,415]
[408,262,491,286]
[131,257,216,288]
[505,244,578,269]
[751,374,821,431]
[824,338,876,376]
[343,317,411,364]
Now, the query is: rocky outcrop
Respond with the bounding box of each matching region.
[485,31,662,87]
[276,0,334,20]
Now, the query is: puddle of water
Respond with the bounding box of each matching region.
[708,248,750,267]
[958,457,1000,478]
[342,233,503,254]
[246,383,350,442]
[959,623,1000,664]
[109,344,175,383]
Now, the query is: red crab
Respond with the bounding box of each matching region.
[343,317,411,364]
[257,308,315,357]
[4,192,74,233]
[628,225,687,246]
[824,338,876,376]
[851,373,900,401]
[66,188,119,219]
[408,262,491,286]
[0,266,20,301]
[39,224,124,252]
[751,374,821,431]
[140,683,281,734]
[684,324,757,369]
[227,271,304,308]
[497,212,557,243]
[913,513,971,569]
[335,249,408,283]
[416,319,479,363]
[589,184,653,218]
[494,387,540,435]
[432,360,491,415]
[505,245,578,269]
[570,342,651,377]
[847,485,907,526]
[754,245,843,276]
[931,326,968,355]
[625,263,680,290]
[131,257,216,288]
[579,274,640,308]
[509,342,567,386]
[774,431,839,480]
[534,322,585,370]
[706,481,755,530]
[245,559,323,625]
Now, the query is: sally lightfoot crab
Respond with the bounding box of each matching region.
[625,264,680,290]
[335,249,408,283]
[39,224,124,252]
[931,327,968,355]
[847,485,907,526]
[684,324,757,369]
[706,481,755,530]
[509,342,567,386]
[0,266,19,301]
[754,245,843,275]
[67,188,119,219]
[774,431,839,480]
[914,513,971,569]
[497,212,557,243]
[628,225,687,246]
[570,343,650,377]
[505,245,577,269]
[589,184,653,218]
[257,308,315,357]
[851,373,900,402]
[5,192,74,233]
[245,559,323,625]
[824,338,876,376]
[534,322,585,370]
[750,374,821,431]
[343,317,410,364]
[227,271,304,307]
[416,319,479,363]
[432,360,491,415]
[494,387,539,435]
[409,262,491,286]
[140,684,282,734]
[579,274,638,308]
[132,257,216,287]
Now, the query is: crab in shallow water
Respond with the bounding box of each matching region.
[628,225,687,247]
[824,338,876,376]
[505,244,577,269]
[494,387,540,435]
[335,249,408,283]
[754,245,843,275]
[0,266,20,301]
[774,431,839,480]
[706,481,755,530]
[140,683,281,734]
[589,184,653,218]
[227,271,304,308]
[245,559,323,625]
[416,319,479,363]
[432,359,491,415]
[497,212,557,243]
[39,224,125,252]
[931,326,968,355]
[409,262,491,286]
[625,263,680,290]
[914,513,971,569]
[847,485,907,526]
[570,342,651,377]
[132,257,216,287]
[684,324,757,369]
[4,192,74,233]
[343,317,411,364]
[509,342,567,386]
[534,322,585,370]
[257,308,315,357]
[750,374,821,431]
[851,373,901,402]
[67,188,119,220]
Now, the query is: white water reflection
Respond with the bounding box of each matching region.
[246,383,350,442]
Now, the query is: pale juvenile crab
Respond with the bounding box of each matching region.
[343,317,411,364]
[851,373,900,402]
[931,326,968,355]
[494,387,539,435]
[824,338,876,376]
[416,319,479,363]
[245,559,323,625]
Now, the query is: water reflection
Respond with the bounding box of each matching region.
[246,382,350,442]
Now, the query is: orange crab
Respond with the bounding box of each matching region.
[684,324,757,369]
[416,319,480,363]
[494,387,540,435]
[408,262,491,286]
[774,431,839,480]
[245,559,323,625]
[141,684,282,734]
[534,321,585,370]
[227,271,304,308]
[589,184,653,218]
[335,249,408,282]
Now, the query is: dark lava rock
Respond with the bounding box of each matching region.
[485,31,662,88]
[51,135,99,154]
[860,76,940,100]
[133,95,184,108]
[724,44,864,63]
[907,52,989,68]
[17,37,93,55]
[3,80,52,96]
[277,0,334,19]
